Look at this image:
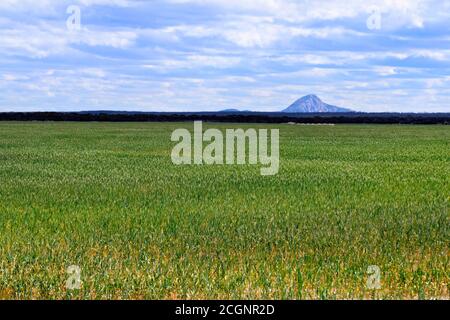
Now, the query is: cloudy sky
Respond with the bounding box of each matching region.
[1,0,450,112]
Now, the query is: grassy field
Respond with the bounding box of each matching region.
[0,122,448,300]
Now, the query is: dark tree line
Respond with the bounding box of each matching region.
[0,112,448,124]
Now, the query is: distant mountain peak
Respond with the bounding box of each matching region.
[219,108,251,113]
[219,108,242,112]
[303,94,320,99]
[282,95,352,113]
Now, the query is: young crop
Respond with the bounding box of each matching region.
[0,122,448,300]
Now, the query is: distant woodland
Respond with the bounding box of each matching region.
[0,112,449,124]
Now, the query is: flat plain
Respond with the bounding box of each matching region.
[0,122,448,299]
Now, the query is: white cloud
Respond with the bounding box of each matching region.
[1,0,449,112]
[374,66,398,76]
[0,0,135,11]
[2,74,30,81]
[143,54,241,71]
[164,19,361,48]
[0,20,137,58]
[168,0,437,28]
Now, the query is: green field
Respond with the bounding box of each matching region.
[0,122,448,300]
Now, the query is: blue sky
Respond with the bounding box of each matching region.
[0,0,450,112]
